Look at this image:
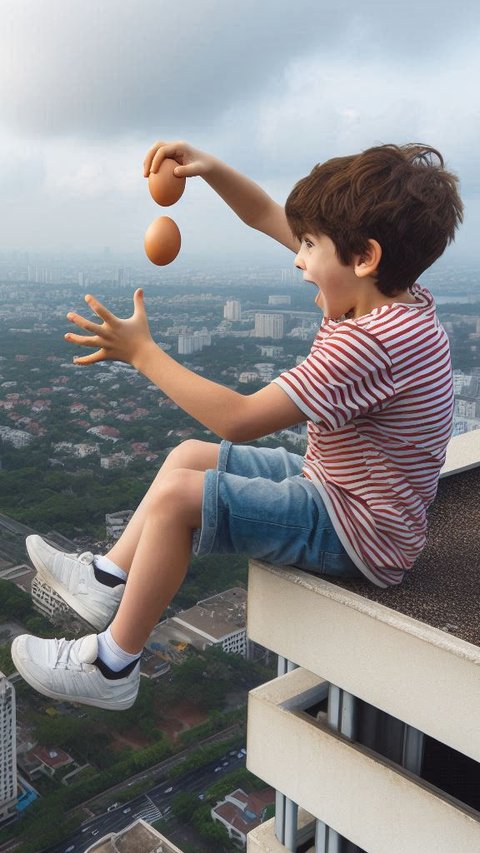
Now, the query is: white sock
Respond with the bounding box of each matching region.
[94,554,128,581]
[97,626,141,672]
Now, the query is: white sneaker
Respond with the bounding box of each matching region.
[26,535,124,632]
[11,633,140,710]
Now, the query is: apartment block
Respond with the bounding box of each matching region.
[254,313,284,339]
[246,430,480,852]
[224,298,242,321]
[0,671,17,825]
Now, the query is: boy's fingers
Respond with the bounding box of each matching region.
[73,349,106,365]
[150,141,186,174]
[84,294,116,324]
[65,332,103,348]
[66,312,101,333]
[133,288,144,309]
[143,140,167,176]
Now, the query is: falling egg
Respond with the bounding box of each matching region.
[148,158,186,206]
[144,216,181,266]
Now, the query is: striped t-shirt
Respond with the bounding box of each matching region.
[273,284,454,588]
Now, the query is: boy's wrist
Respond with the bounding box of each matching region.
[131,339,160,375]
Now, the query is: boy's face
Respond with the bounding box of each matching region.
[294,233,360,319]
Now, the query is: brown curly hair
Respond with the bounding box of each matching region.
[285,144,463,296]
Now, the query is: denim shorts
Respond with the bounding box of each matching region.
[192,441,363,579]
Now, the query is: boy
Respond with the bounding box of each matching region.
[12,140,463,710]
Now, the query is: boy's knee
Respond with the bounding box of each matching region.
[165,439,220,475]
[150,468,204,523]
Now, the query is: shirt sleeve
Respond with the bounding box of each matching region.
[273,324,395,431]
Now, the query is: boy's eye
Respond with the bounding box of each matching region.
[304,239,313,248]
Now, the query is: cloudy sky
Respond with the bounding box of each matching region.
[1,0,480,265]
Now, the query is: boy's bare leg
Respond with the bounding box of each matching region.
[108,467,204,653]
[106,439,220,573]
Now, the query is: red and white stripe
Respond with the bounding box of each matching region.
[274,285,453,588]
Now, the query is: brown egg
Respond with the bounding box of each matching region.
[148,158,186,206]
[144,216,181,265]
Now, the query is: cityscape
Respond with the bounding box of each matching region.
[0,253,479,852]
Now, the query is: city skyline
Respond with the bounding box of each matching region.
[1,0,479,267]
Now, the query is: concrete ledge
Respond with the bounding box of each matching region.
[440,428,480,477]
[248,560,480,762]
[247,812,315,853]
[247,669,480,853]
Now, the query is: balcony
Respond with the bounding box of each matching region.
[245,430,480,852]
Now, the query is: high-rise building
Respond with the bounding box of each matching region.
[254,313,284,339]
[0,671,17,825]
[224,299,242,321]
[178,330,211,355]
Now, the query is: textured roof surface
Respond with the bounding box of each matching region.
[326,467,480,646]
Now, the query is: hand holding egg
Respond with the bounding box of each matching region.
[148,158,186,206]
[144,151,185,266]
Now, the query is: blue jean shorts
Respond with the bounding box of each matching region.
[192,441,363,579]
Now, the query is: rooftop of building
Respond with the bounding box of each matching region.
[85,817,183,853]
[302,429,480,647]
[172,586,247,641]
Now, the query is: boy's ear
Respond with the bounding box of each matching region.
[354,239,382,278]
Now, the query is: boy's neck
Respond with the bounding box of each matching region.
[350,285,418,320]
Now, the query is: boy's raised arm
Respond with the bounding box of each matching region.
[144,139,299,252]
[66,290,305,443]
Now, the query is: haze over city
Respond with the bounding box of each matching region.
[1,0,480,267]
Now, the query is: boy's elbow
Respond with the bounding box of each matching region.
[220,409,263,444]
[221,423,252,443]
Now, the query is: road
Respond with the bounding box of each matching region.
[42,748,247,853]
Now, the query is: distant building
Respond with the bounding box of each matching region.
[31,575,70,622]
[268,294,291,305]
[0,426,33,448]
[21,745,74,780]
[106,510,134,540]
[224,298,242,321]
[178,329,211,355]
[0,671,17,825]
[149,588,249,658]
[254,313,284,339]
[239,371,260,384]
[211,786,275,847]
[259,345,284,358]
[82,817,184,852]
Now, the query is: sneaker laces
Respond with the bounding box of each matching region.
[78,552,95,566]
[53,638,82,670]
[53,637,96,670]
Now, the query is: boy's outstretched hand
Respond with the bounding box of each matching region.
[65,289,155,368]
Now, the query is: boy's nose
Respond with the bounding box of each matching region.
[294,253,305,270]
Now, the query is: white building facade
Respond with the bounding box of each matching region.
[224,299,242,321]
[254,314,284,339]
[0,672,17,825]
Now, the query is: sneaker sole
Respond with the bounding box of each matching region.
[26,540,110,633]
[10,640,137,711]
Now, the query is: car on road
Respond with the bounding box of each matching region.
[91,830,99,836]
[107,802,120,812]
[123,807,131,813]
[64,846,75,852]
[163,786,173,793]
[237,752,244,759]
[214,766,222,772]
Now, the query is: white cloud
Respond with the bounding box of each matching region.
[0,0,479,254]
